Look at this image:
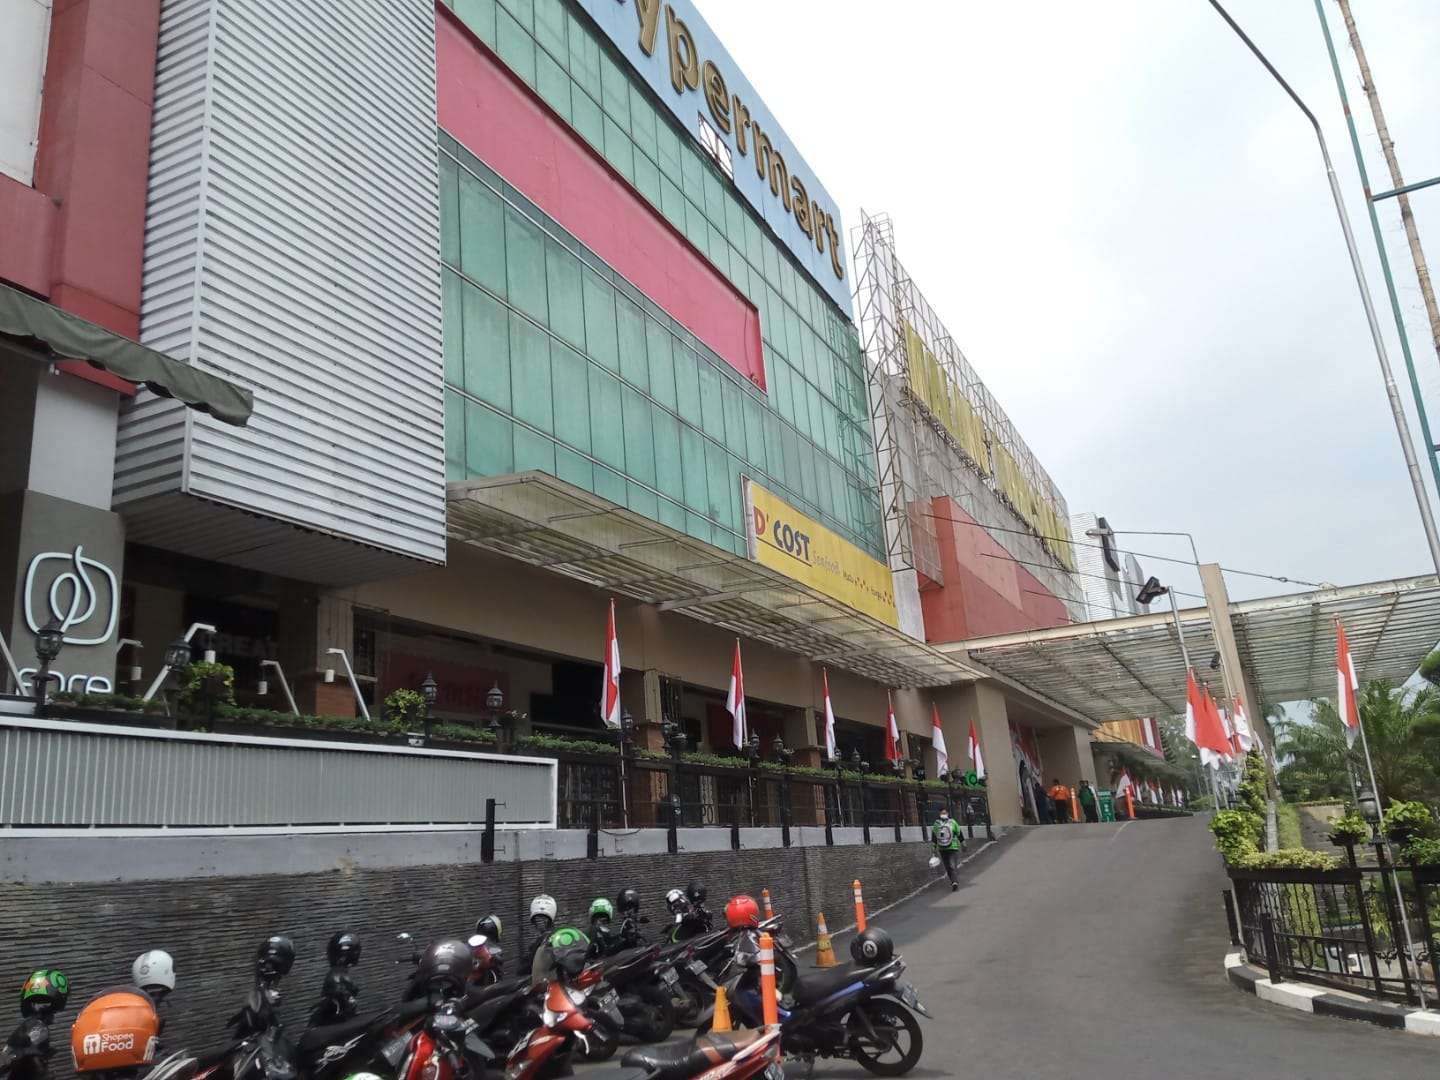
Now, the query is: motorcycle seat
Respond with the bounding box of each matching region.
[463,976,528,1011]
[790,963,875,1006]
[297,998,428,1056]
[620,1030,764,1079]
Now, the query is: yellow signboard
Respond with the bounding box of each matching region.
[744,479,899,627]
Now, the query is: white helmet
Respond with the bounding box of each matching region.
[529,894,557,921]
[132,950,176,994]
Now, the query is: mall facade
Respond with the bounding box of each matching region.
[0,0,1101,824]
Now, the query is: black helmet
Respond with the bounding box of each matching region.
[616,887,640,913]
[19,970,68,1018]
[256,936,295,979]
[475,914,503,942]
[414,939,475,994]
[686,882,706,906]
[850,928,894,967]
[327,932,362,968]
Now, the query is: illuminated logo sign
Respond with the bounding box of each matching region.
[23,545,119,646]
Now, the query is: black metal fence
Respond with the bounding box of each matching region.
[1226,855,1440,1005]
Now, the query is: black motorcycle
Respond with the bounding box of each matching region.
[1,971,66,1080]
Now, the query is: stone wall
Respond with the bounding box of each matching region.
[1296,802,1345,851]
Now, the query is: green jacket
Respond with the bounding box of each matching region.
[1078,785,1097,808]
[930,816,962,851]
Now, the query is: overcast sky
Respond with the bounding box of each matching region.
[702,0,1440,604]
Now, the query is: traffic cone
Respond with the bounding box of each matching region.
[814,912,838,968]
[712,985,732,1033]
[758,933,779,1029]
[761,887,774,920]
[853,880,867,932]
[1070,788,1080,824]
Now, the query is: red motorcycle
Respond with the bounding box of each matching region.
[502,942,611,1079]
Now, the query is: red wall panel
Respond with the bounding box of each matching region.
[0,176,56,297]
[435,10,765,389]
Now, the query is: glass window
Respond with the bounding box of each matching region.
[673,343,701,425]
[550,340,590,453]
[721,382,745,456]
[571,86,604,150]
[702,170,724,225]
[630,87,657,162]
[466,400,513,476]
[533,0,565,58]
[509,314,553,434]
[655,120,681,181]
[632,153,661,209]
[620,387,655,485]
[615,296,649,391]
[443,268,464,388]
[679,425,708,513]
[536,50,572,122]
[599,52,630,126]
[781,426,802,493]
[686,512,713,547]
[505,207,548,323]
[658,497,686,532]
[588,366,624,469]
[545,238,585,349]
[581,270,618,371]
[697,362,724,442]
[594,463,626,505]
[680,145,705,202]
[627,481,658,521]
[445,390,466,482]
[496,7,536,87]
[463,284,510,409]
[459,170,506,297]
[455,0,497,46]
[514,427,554,473]
[742,396,766,472]
[555,444,594,492]
[652,411,683,501]
[603,116,635,183]
[705,439,735,528]
[439,156,460,267]
[497,0,532,29]
[660,176,686,228]
[569,20,601,97]
[644,319,675,410]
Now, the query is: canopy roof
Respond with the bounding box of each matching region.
[1,284,252,425]
[942,575,1440,723]
[447,473,983,688]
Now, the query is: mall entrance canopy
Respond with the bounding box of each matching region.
[938,575,1440,723]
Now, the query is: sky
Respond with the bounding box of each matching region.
[700,0,1440,604]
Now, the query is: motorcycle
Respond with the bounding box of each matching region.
[1,971,67,1080]
[502,942,613,1079]
[589,1028,786,1080]
[386,937,496,1080]
[576,945,674,1045]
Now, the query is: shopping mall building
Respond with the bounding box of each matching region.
[0,0,1101,824]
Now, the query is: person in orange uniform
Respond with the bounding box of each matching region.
[1048,779,1071,823]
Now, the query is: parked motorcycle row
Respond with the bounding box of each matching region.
[2,883,928,1080]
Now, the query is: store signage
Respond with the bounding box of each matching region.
[15,545,121,695]
[575,0,852,313]
[743,479,899,628]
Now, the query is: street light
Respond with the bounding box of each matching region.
[1358,788,1381,832]
[33,618,64,708]
[163,637,192,672]
[420,672,438,744]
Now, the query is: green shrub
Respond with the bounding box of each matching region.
[517,732,617,756]
[50,691,167,715]
[1235,848,1340,871]
[383,688,427,732]
[175,661,235,715]
[1210,808,1263,865]
[1329,812,1369,844]
[1237,750,1268,818]
[1402,837,1440,866]
[1419,649,1440,688]
[1382,799,1434,841]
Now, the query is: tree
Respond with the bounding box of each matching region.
[1158,714,1200,796]
[1274,681,1440,804]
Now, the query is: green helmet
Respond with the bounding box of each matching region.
[548,927,590,950]
[589,898,614,921]
[20,969,68,1017]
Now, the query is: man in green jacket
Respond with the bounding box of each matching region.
[930,807,966,891]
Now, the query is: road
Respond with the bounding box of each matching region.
[807,815,1437,1079]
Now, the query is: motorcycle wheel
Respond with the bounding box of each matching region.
[577,1021,619,1062]
[847,1000,923,1077]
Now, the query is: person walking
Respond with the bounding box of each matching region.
[1078,779,1099,823]
[930,806,966,890]
[1048,779,1071,824]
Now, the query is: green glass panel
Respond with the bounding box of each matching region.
[589,366,624,469]
[633,153,661,209]
[509,314,553,434]
[724,195,746,245]
[806,386,824,445]
[550,341,591,453]
[615,296,648,391]
[685,512,713,547]
[534,0,565,58]
[813,454,833,518]
[702,170,724,225]
[683,199,707,249]
[763,415,784,481]
[504,208,548,323]
[771,360,791,424]
[497,0,532,29]
[627,481,658,521]
[466,400,513,476]
[459,170,506,297]
[744,217,763,271]
[782,426,802,493]
[697,363,725,443]
[673,344,701,425]
[721,381,744,456]
[581,270,618,371]
[660,176,686,229]
[679,425,708,513]
[442,268,464,388]
[545,238,585,349]
[571,87,604,150]
[570,20,601,93]
[555,445,594,492]
[742,396,765,472]
[603,116,635,183]
[680,145,705,201]
[788,376,809,439]
[705,439,734,527]
[455,0,497,46]
[630,86,657,162]
[594,464,626,505]
[644,320,675,410]
[652,411,683,500]
[762,242,782,293]
[463,284,510,408]
[707,223,729,276]
[496,8,535,87]
[599,52,630,126]
[658,497,686,532]
[514,427,555,474]
[445,390,466,482]
[820,398,839,458]
[655,121,682,182]
[439,156,460,267]
[536,50,572,122]
[799,439,817,504]
[620,386,655,485]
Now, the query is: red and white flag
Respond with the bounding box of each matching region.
[725,639,747,748]
[1220,707,1242,756]
[931,703,949,777]
[601,598,622,730]
[1187,671,1233,769]
[884,694,901,764]
[821,668,837,761]
[1336,619,1361,748]
[967,718,986,780]
[1115,768,1134,797]
[1232,699,1255,753]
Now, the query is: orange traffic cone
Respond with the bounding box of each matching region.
[814,912,838,968]
[758,933,779,1029]
[712,985,732,1032]
[761,887,774,920]
[853,879,867,932]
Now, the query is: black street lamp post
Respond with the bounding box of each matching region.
[33,618,64,711]
[420,672,438,745]
[485,683,507,752]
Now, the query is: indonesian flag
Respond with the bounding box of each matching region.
[884,694,901,764]
[1337,619,1361,748]
[725,639,747,748]
[1232,699,1255,753]
[821,669,837,761]
[967,718,986,779]
[931,703,949,776]
[601,599,621,729]
[1220,707,1242,756]
[1115,768,1134,797]
[1140,717,1163,756]
[1188,671,1233,768]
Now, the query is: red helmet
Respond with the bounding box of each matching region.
[725,894,760,929]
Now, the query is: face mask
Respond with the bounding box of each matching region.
[939,812,949,821]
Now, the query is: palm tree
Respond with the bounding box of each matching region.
[1275,682,1440,804]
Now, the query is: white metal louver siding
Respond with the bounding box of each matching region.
[118,0,445,566]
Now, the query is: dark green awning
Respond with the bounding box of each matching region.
[0,283,253,426]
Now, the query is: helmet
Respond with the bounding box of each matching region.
[685,883,707,906]
[327,932,363,968]
[466,934,499,972]
[20,970,69,1017]
[475,915,503,942]
[850,928,894,967]
[70,991,161,1072]
[616,887,640,913]
[414,940,475,994]
[547,927,589,951]
[256,936,295,980]
[589,898,614,922]
[724,895,760,929]
[131,950,176,995]
[530,894,558,921]
[664,888,688,913]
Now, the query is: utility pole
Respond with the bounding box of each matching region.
[1335,0,1440,370]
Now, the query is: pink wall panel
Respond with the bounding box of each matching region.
[435,10,766,389]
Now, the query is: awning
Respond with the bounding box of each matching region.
[447,472,985,688]
[939,574,1440,722]
[0,283,252,425]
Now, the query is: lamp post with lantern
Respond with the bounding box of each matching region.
[33,618,64,712]
[484,683,509,752]
[419,672,438,745]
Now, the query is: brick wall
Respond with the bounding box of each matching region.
[1,839,942,1071]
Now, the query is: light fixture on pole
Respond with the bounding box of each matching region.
[1357,788,1380,831]
[33,618,64,709]
[163,636,192,672]
[420,672,438,745]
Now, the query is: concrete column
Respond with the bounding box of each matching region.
[959,681,1023,826]
[1036,725,1098,791]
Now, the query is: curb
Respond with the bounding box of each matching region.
[1224,950,1440,1035]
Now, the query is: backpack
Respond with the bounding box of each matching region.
[934,821,954,848]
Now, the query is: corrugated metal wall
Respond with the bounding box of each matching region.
[117,0,446,571]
